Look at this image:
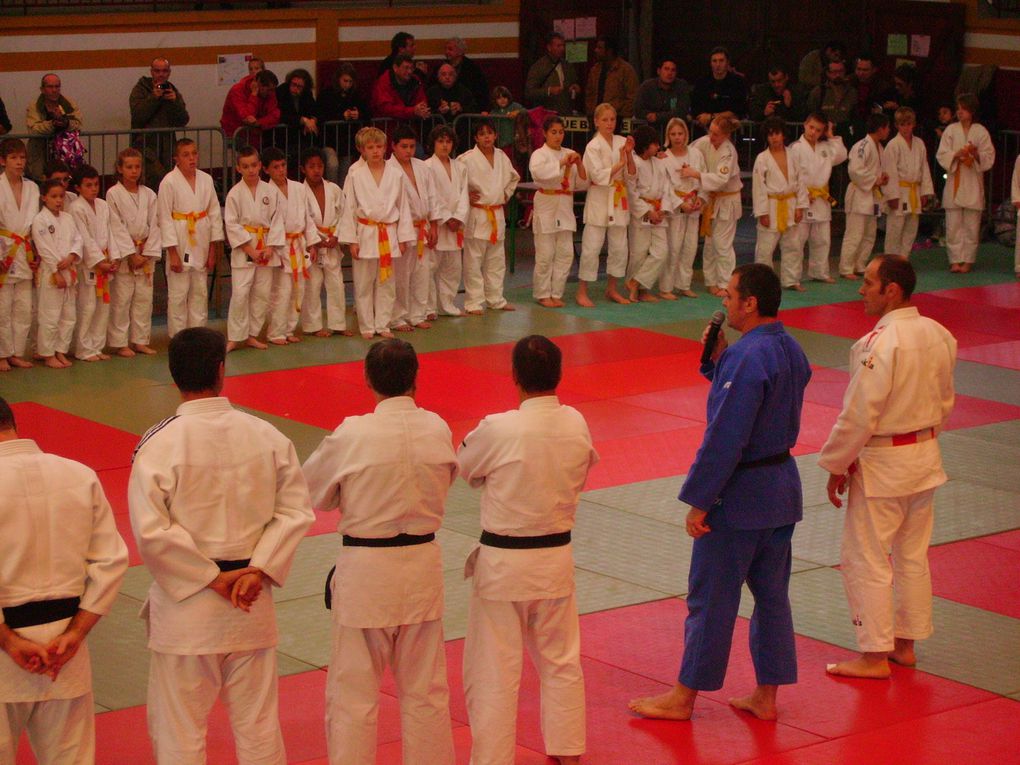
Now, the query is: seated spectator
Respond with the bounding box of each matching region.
[25,73,83,179]
[378,32,429,85]
[220,69,280,147]
[0,96,10,136]
[525,31,581,114]
[691,47,748,128]
[807,58,856,139]
[850,53,894,133]
[488,86,524,149]
[129,57,190,187]
[317,62,367,183]
[371,52,430,123]
[427,63,478,120]
[798,41,846,90]
[749,65,806,122]
[585,35,640,118]
[634,56,691,127]
[276,68,319,157]
[439,37,490,111]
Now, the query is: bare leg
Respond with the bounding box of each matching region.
[888,637,916,667]
[605,276,631,304]
[628,682,697,720]
[728,684,778,720]
[826,651,891,679]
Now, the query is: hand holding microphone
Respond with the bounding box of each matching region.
[700,310,727,365]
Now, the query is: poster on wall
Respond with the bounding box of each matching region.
[553,18,576,41]
[910,34,931,57]
[217,53,252,86]
[566,41,588,64]
[575,17,597,39]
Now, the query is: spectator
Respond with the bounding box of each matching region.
[247,56,265,77]
[129,57,190,187]
[749,65,806,122]
[440,37,490,111]
[25,73,84,179]
[317,62,368,183]
[798,41,846,90]
[691,47,748,128]
[634,56,691,127]
[525,31,581,114]
[427,63,478,119]
[0,96,10,135]
[489,86,525,149]
[850,53,894,129]
[220,69,280,147]
[807,58,856,139]
[887,64,925,123]
[276,68,319,159]
[371,52,430,122]
[585,35,640,119]
[379,32,429,84]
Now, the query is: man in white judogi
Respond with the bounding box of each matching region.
[838,113,891,280]
[157,139,223,338]
[0,396,129,764]
[0,139,39,372]
[128,327,314,764]
[459,335,598,765]
[819,255,956,679]
[882,108,934,258]
[303,338,456,765]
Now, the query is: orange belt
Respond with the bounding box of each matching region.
[94,248,111,304]
[134,239,155,284]
[456,229,464,249]
[357,217,393,283]
[413,219,428,260]
[539,188,573,196]
[316,225,335,238]
[285,231,309,312]
[243,225,268,249]
[172,210,208,246]
[699,190,740,238]
[0,229,35,287]
[808,185,836,207]
[768,192,797,234]
[899,180,921,214]
[612,179,629,212]
[641,197,663,212]
[867,427,936,447]
[470,203,503,244]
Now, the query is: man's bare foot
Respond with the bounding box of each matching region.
[787,283,806,292]
[98,353,111,361]
[286,334,301,343]
[269,338,288,346]
[465,308,483,315]
[500,303,516,311]
[841,273,860,281]
[554,756,581,765]
[338,329,354,337]
[888,638,916,667]
[658,291,678,301]
[10,356,33,368]
[132,344,157,355]
[414,321,432,329]
[43,356,64,369]
[680,289,698,298]
[392,324,413,332]
[538,297,558,308]
[826,655,891,679]
[246,337,268,350]
[728,685,778,721]
[0,359,12,372]
[605,289,631,305]
[115,347,136,358]
[639,291,659,302]
[628,684,697,721]
[379,330,395,339]
[625,278,639,302]
[56,353,72,367]
[315,329,332,338]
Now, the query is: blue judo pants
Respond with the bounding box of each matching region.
[679,515,798,690]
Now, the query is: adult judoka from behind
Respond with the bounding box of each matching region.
[630,263,811,721]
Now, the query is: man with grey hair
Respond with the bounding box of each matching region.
[25,73,83,178]
[439,36,489,111]
[130,57,190,187]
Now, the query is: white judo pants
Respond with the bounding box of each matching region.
[755,225,804,287]
[429,249,462,315]
[391,249,430,327]
[36,279,76,357]
[797,220,833,281]
[839,213,878,276]
[351,259,396,335]
[227,266,273,342]
[628,226,668,290]
[578,224,627,283]
[464,593,585,765]
[463,238,507,311]
[945,208,981,265]
[1,693,95,765]
[662,214,700,292]
[884,214,919,258]
[75,275,109,359]
[108,270,154,347]
[325,620,453,765]
[301,261,347,333]
[147,648,285,765]
[166,267,208,339]
[0,278,33,358]
[702,217,737,290]
[840,469,935,653]
[533,231,574,300]
[268,269,304,341]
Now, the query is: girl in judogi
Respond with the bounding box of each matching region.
[839,113,891,280]
[579,102,635,306]
[301,148,352,337]
[529,115,586,308]
[936,93,995,273]
[0,138,39,372]
[106,148,162,357]
[625,124,672,302]
[424,124,469,317]
[882,108,934,258]
[753,118,809,290]
[659,118,704,299]
[32,179,82,368]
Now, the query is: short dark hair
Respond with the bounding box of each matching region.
[236,145,259,162]
[546,31,565,46]
[0,138,26,158]
[393,52,414,69]
[856,52,876,66]
[261,146,287,166]
[631,124,660,155]
[596,35,618,56]
[866,112,890,134]
[255,70,279,88]
[767,65,788,77]
[710,46,730,60]
[364,339,418,396]
[40,178,64,196]
[542,114,564,132]
[512,335,562,393]
[391,124,417,144]
[168,328,226,393]
[427,123,457,152]
[336,62,357,82]
[805,111,828,126]
[657,55,678,69]
[874,254,916,299]
[391,31,414,54]
[473,118,496,138]
[761,116,786,139]
[733,263,782,318]
[174,138,196,156]
[300,147,325,167]
[0,397,15,432]
[44,159,71,176]
[73,164,99,185]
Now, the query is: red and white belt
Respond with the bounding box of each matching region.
[866,427,936,447]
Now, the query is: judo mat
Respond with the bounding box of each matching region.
[7,239,1020,763]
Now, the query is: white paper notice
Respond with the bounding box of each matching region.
[217,53,252,86]
[575,17,597,39]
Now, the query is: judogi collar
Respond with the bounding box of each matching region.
[519,395,561,411]
[0,438,41,457]
[374,396,418,413]
[176,397,234,416]
[872,306,920,332]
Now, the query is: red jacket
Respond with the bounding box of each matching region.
[370,71,426,120]
[220,74,281,138]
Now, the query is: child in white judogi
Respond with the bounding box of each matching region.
[339,126,415,339]
[883,108,934,258]
[529,115,586,308]
[936,94,996,273]
[789,112,847,283]
[459,120,519,314]
[224,146,285,352]
[264,147,320,344]
[388,125,438,330]
[424,124,469,317]
[626,125,673,302]
[300,148,351,337]
[753,118,810,290]
[32,180,81,368]
[157,138,223,337]
[106,148,162,357]
[659,118,704,299]
[839,113,891,280]
[579,103,635,306]
[0,139,39,372]
[69,166,133,362]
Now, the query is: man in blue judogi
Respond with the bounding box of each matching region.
[629,262,811,722]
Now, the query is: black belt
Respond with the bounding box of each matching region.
[215,558,251,572]
[342,533,435,547]
[3,597,80,629]
[736,450,791,470]
[480,530,571,549]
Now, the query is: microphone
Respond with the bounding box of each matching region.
[700,310,726,366]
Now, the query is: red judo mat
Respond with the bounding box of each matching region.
[929,537,1020,619]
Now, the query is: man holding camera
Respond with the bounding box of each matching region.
[25,73,83,179]
[130,57,190,187]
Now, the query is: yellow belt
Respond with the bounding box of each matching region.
[243,225,268,249]
[768,192,797,234]
[808,185,836,207]
[172,210,208,247]
[899,180,921,214]
[539,188,573,196]
[612,179,629,212]
[357,217,393,283]
[699,190,740,238]
[413,219,428,260]
[0,229,35,287]
[470,203,503,244]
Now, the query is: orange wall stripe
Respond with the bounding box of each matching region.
[0,43,315,73]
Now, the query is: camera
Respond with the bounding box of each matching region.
[157,82,171,90]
